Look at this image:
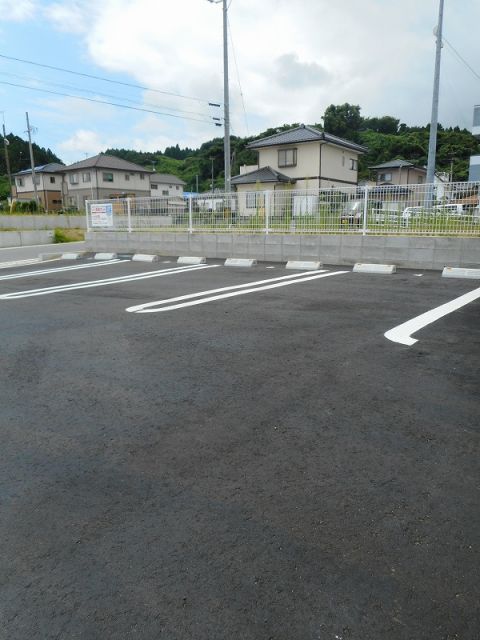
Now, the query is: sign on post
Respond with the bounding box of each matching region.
[91,203,114,228]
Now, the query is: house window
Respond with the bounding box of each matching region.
[176,185,180,190]
[151,183,158,190]
[140,174,145,180]
[162,190,168,196]
[69,173,79,185]
[418,176,424,184]
[50,176,56,184]
[278,148,297,168]
[52,199,62,204]
[246,192,259,209]
[82,172,91,183]
[350,158,358,171]
[125,174,130,181]
[103,172,114,182]
[16,177,24,187]
[379,172,392,182]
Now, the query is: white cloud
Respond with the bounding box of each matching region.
[58,129,111,159]
[15,0,480,156]
[0,0,38,21]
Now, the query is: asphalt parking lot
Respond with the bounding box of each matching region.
[0,256,479,640]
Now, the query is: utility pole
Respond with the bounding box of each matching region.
[426,0,445,191]
[25,111,40,206]
[195,175,199,193]
[2,119,13,200]
[208,0,231,193]
[210,157,214,191]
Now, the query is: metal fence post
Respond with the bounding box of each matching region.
[188,194,193,233]
[265,190,270,235]
[85,200,91,232]
[126,198,132,232]
[362,186,369,236]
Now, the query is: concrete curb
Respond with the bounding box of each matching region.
[177,256,207,265]
[353,263,397,275]
[94,252,118,260]
[224,258,257,267]
[442,267,480,279]
[285,260,323,270]
[132,254,159,263]
[61,252,88,260]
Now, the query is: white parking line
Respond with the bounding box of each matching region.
[385,286,480,345]
[127,270,349,314]
[0,258,60,270]
[0,264,218,299]
[0,259,123,281]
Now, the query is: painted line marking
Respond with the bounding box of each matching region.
[127,269,328,312]
[0,258,44,269]
[385,286,480,346]
[127,270,349,314]
[0,259,123,281]
[0,264,218,299]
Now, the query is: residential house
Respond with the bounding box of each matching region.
[150,173,186,197]
[13,163,65,211]
[232,124,367,192]
[469,155,480,182]
[231,124,366,217]
[369,159,427,185]
[62,154,152,210]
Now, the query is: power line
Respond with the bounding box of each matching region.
[0,70,218,120]
[0,80,218,125]
[443,37,480,82]
[227,15,249,136]
[0,52,222,106]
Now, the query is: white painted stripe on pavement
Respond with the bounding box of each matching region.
[0,259,122,281]
[0,258,43,269]
[127,270,349,314]
[0,264,218,299]
[384,286,480,346]
[126,269,328,313]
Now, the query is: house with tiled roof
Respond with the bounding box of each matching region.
[369,159,427,185]
[232,124,367,194]
[13,162,65,211]
[62,154,152,209]
[150,173,186,197]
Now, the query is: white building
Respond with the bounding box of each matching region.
[150,173,186,197]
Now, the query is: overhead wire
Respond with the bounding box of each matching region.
[442,37,480,82]
[227,14,249,136]
[0,70,218,120]
[0,52,223,106]
[0,80,218,125]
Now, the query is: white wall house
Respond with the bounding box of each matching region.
[232,125,366,195]
[62,154,152,210]
[13,163,65,211]
[231,125,366,217]
[150,173,186,197]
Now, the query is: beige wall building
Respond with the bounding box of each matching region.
[62,154,152,210]
[13,163,65,211]
[150,173,186,197]
[232,125,367,194]
[369,160,427,185]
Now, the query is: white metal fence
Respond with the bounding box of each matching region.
[86,181,480,236]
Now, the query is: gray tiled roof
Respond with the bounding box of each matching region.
[231,166,295,185]
[247,125,367,153]
[369,159,424,170]
[150,173,186,185]
[64,154,151,173]
[14,162,65,176]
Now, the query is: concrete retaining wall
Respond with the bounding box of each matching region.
[0,230,55,247]
[85,231,480,270]
[0,215,86,230]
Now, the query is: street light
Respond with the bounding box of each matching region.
[207,0,231,194]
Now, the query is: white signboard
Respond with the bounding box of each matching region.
[90,203,113,228]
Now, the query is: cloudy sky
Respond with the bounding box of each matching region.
[0,0,478,165]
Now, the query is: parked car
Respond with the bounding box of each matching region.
[340,200,363,226]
